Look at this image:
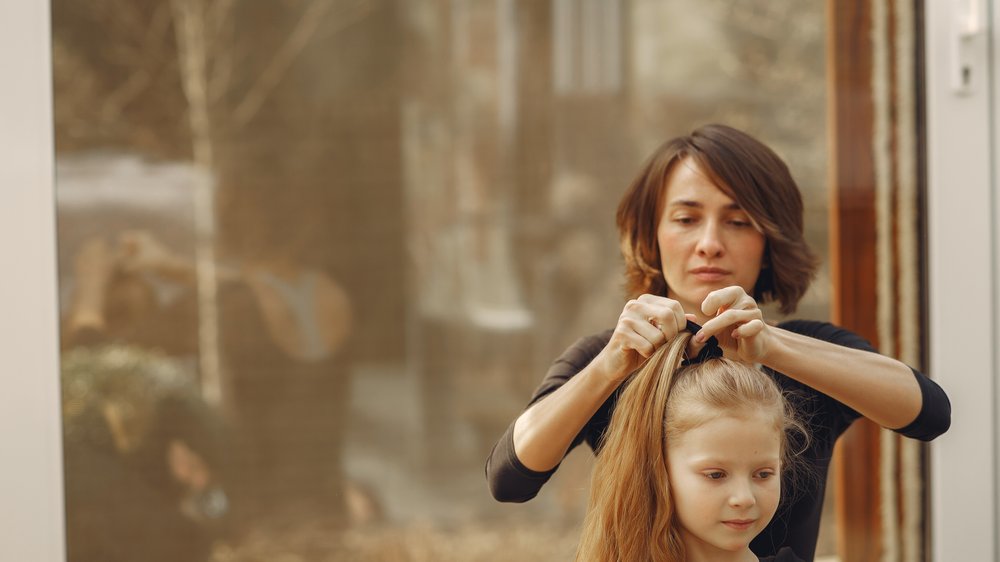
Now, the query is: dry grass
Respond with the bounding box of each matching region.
[212,520,580,562]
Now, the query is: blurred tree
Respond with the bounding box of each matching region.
[52,0,406,403]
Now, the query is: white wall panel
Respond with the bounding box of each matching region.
[0,1,65,561]
[926,0,998,560]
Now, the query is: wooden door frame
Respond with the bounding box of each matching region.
[827,1,884,560]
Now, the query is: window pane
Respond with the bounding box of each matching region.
[53,0,832,560]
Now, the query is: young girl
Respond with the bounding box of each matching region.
[575,326,806,562]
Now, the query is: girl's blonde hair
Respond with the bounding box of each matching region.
[575,332,807,562]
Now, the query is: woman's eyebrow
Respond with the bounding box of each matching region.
[667,199,702,208]
[667,199,743,211]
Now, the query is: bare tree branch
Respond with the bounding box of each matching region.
[98,4,174,122]
[172,0,213,164]
[142,3,175,64]
[230,0,371,128]
[207,0,237,38]
[91,0,155,49]
[99,68,152,122]
[171,0,224,410]
[206,1,237,105]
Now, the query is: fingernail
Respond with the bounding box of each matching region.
[694,332,705,343]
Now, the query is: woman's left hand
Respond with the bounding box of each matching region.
[691,286,771,363]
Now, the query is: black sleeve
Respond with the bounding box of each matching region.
[778,320,951,442]
[894,366,951,440]
[485,330,614,503]
[485,423,557,503]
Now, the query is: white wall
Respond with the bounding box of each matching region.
[926,0,999,560]
[0,1,65,561]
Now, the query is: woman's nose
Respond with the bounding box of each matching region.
[695,222,724,257]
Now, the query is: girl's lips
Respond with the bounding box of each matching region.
[722,519,756,531]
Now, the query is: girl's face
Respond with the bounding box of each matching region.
[666,410,781,558]
[656,158,766,322]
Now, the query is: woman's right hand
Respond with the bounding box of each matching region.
[511,294,690,473]
[592,294,691,384]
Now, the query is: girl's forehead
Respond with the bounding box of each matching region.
[668,404,783,440]
[667,413,782,462]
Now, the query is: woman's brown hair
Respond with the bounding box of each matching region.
[616,124,818,315]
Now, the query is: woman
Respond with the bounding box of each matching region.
[486,124,950,560]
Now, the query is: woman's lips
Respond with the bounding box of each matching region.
[721,519,756,531]
[690,267,731,282]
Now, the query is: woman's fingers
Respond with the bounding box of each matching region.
[694,288,770,362]
[701,286,757,317]
[607,287,768,372]
[637,294,687,333]
[614,325,658,358]
[621,302,668,347]
[617,295,688,355]
[695,307,763,342]
[732,318,765,339]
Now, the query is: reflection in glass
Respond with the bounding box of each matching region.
[53,0,829,559]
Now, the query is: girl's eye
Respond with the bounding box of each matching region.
[729,219,752,227]
[673,216,696,225]
[705,471,726,480]
[755,470,776,480]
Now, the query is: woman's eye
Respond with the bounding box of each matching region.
[673,216,696,225]
[729,219,752,227]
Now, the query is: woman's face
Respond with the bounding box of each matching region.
[666,410,782,557]
[656,158,766,321]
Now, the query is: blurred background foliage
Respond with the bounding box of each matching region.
[52,1,829,560]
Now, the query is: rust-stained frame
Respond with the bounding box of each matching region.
[826,0,883,560]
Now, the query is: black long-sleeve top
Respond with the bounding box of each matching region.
[485,320,951,561]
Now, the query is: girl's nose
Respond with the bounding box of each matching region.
[728,480,757,509]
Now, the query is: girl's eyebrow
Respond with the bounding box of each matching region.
[688,455,781,465]
[685,455,733,464]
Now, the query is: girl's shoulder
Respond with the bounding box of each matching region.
[758,546,806,562]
